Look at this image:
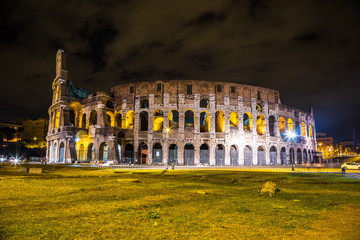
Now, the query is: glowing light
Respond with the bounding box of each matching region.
[75,138,80,142]
[164,127,171,133]
[286,131,296,139]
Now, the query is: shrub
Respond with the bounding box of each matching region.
[149,212,160,219]
[260,181,280,197]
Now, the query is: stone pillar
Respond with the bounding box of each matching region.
[225,144,230,165]
[178,143,184,165]
[209,143,215,165]
[239,144,244,165]
[194,144,200,165]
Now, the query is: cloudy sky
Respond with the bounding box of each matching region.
[0,0,359,143]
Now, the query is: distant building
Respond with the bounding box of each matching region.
[22,118,48,148]
[316,133,334,158]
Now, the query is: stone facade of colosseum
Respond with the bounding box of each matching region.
[46,50,317,165]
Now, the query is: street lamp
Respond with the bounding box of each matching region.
[286,131,296,171]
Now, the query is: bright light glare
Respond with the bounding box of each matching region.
[75,138,80,142]
[165,127,171,133]
[286,131,296,139]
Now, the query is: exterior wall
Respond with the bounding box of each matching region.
[47,81,317,165]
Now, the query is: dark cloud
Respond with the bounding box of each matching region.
[0,0,359,143]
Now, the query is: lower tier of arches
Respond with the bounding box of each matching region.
[47,138,317,166]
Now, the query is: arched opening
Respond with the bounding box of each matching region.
[138,143,147,164]
[256,114,266,135]
[230,145,238,166]
[69,110,76,126]
[215,144,225,166]
[104,112,112,127]
[303,149,308,164]
[309,125,313,138]
[153,143,162,163]
[297,148,302,164]
[256,104,262,112]
[115,113,122,128]
[301,122,306,137]
[99,142,108,163]
[279,116,286,136]
[289,148,295,164]
[52,143,57,162]
[257,146,266,165]
[244,145,253,166]
[200,111,210,132]
[55,111,60,128]
[117,144,122,163]
[229,111,239,128]
[169,144,178,165]
[140,111,148,131]
[140,99,149,108]
[106,100,114,109]
[269,115,275,136]
[89,110,97,126]
[280,147,287,164]
[243,112,253,132]
[200,144,209,165]
[215,111,225,132]
[169,110,179,129]
[87,143,95,162]
[59,142,65,162]
[288,118,294,132]
[270,146,277,165]
[295,121,300,138]
[184,110,194,128]
[184,144,194,165]
[200,98,209,108]
[124,144,134,164]
[153,110,164,132]
[126,111,135,129]
[81,113,86,128]
[77,144,85,162]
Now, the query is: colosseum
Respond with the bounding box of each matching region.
[46,50,317,166]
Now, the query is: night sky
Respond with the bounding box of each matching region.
[0,0,359,143]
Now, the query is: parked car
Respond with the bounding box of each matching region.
[341,162,360,170]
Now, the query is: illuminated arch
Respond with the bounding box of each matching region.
[77,144,85,161]
[184,109,194,127]
[54,111,60,128]
[215,110,225,132]
[169,109,179,129]
[243,112,253,131]
[279,117,286,133]
[301,122,306,137]
[287,118,294,132]
[256,104,262,112]
[105,111,114,127]
[229,111,239,128]
[256,114,266,135]
[200,111,210,132]
[153,109,164,132]
[125,110,135,129]
[309,125,313,138]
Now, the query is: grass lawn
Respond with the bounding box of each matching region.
[1,164,360,240]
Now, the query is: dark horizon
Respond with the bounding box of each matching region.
[1,0,359,144]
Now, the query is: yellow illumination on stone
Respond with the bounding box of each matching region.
[215,110,225,132]
[229,111,238,128]
[287,118,294,132]
[153,109,164,132]
[256,114,266,135]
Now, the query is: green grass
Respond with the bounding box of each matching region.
[0,164,360,239]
